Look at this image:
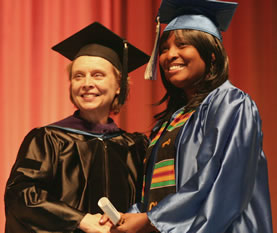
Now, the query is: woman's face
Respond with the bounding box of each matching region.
[70,56,120,120]
[159,32,206,97]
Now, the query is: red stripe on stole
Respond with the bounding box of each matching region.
[152,170,175,179]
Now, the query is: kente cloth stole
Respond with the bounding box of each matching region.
[142,110,195,211]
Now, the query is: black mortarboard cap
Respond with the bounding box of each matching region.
[52,22,149,105]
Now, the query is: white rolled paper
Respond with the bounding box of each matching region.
[98,197,121,225]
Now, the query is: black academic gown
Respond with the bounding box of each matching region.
[5,112,148,233]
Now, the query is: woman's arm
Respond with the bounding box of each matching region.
[5,128,85,232]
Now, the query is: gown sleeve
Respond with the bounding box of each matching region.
[146,87,270,232]
[5,128,85,232]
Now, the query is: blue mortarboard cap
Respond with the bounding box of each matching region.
[160,0,238,40]
[165,15,221,39]
[144,0,238,80]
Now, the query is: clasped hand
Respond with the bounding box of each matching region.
[99,212,157,233]
[79,213,112,233]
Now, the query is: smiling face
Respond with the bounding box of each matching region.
[159,30,206,98]
[70,56,120,124]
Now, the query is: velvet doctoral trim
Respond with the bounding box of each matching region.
[50,110,120,134]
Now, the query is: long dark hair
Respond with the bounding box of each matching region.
[155,29,229,123]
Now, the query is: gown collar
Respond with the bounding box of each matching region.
[50,110,120,134]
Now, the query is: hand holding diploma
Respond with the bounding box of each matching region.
[79,213,112,233]
[98,197,157,233]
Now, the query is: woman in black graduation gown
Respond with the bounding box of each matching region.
[4,22,149,233]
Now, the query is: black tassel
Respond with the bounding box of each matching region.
[118,40,128,105]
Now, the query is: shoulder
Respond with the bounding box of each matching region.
[119,131,149,147]
[200,81,259,115]
[205,81,248,104]
[19,127,63,147]
[121,131,149,142]
[22,125,83,147]
[22,127,51,142]
[195,81,262,131]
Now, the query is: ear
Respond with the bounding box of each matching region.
[211,53,216,63]
[116,87,120,95]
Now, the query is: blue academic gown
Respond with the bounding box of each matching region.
[130,80,273,233]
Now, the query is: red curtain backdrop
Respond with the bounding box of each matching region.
[0,0,276,231]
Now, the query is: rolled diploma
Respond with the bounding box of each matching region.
[98,197,121,225]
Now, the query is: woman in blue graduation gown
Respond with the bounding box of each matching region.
[107,1,273,232]
[4,22,149,233]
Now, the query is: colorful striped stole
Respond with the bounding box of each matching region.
[142,110,195,199]
[151,159,175,189]
[149,110,194,147]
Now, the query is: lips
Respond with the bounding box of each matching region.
[166,63,186,74]
[81,93,98,97]
[169,64,185,71]
[80,93,99,101]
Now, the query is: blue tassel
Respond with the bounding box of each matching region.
[144,17,161,80]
